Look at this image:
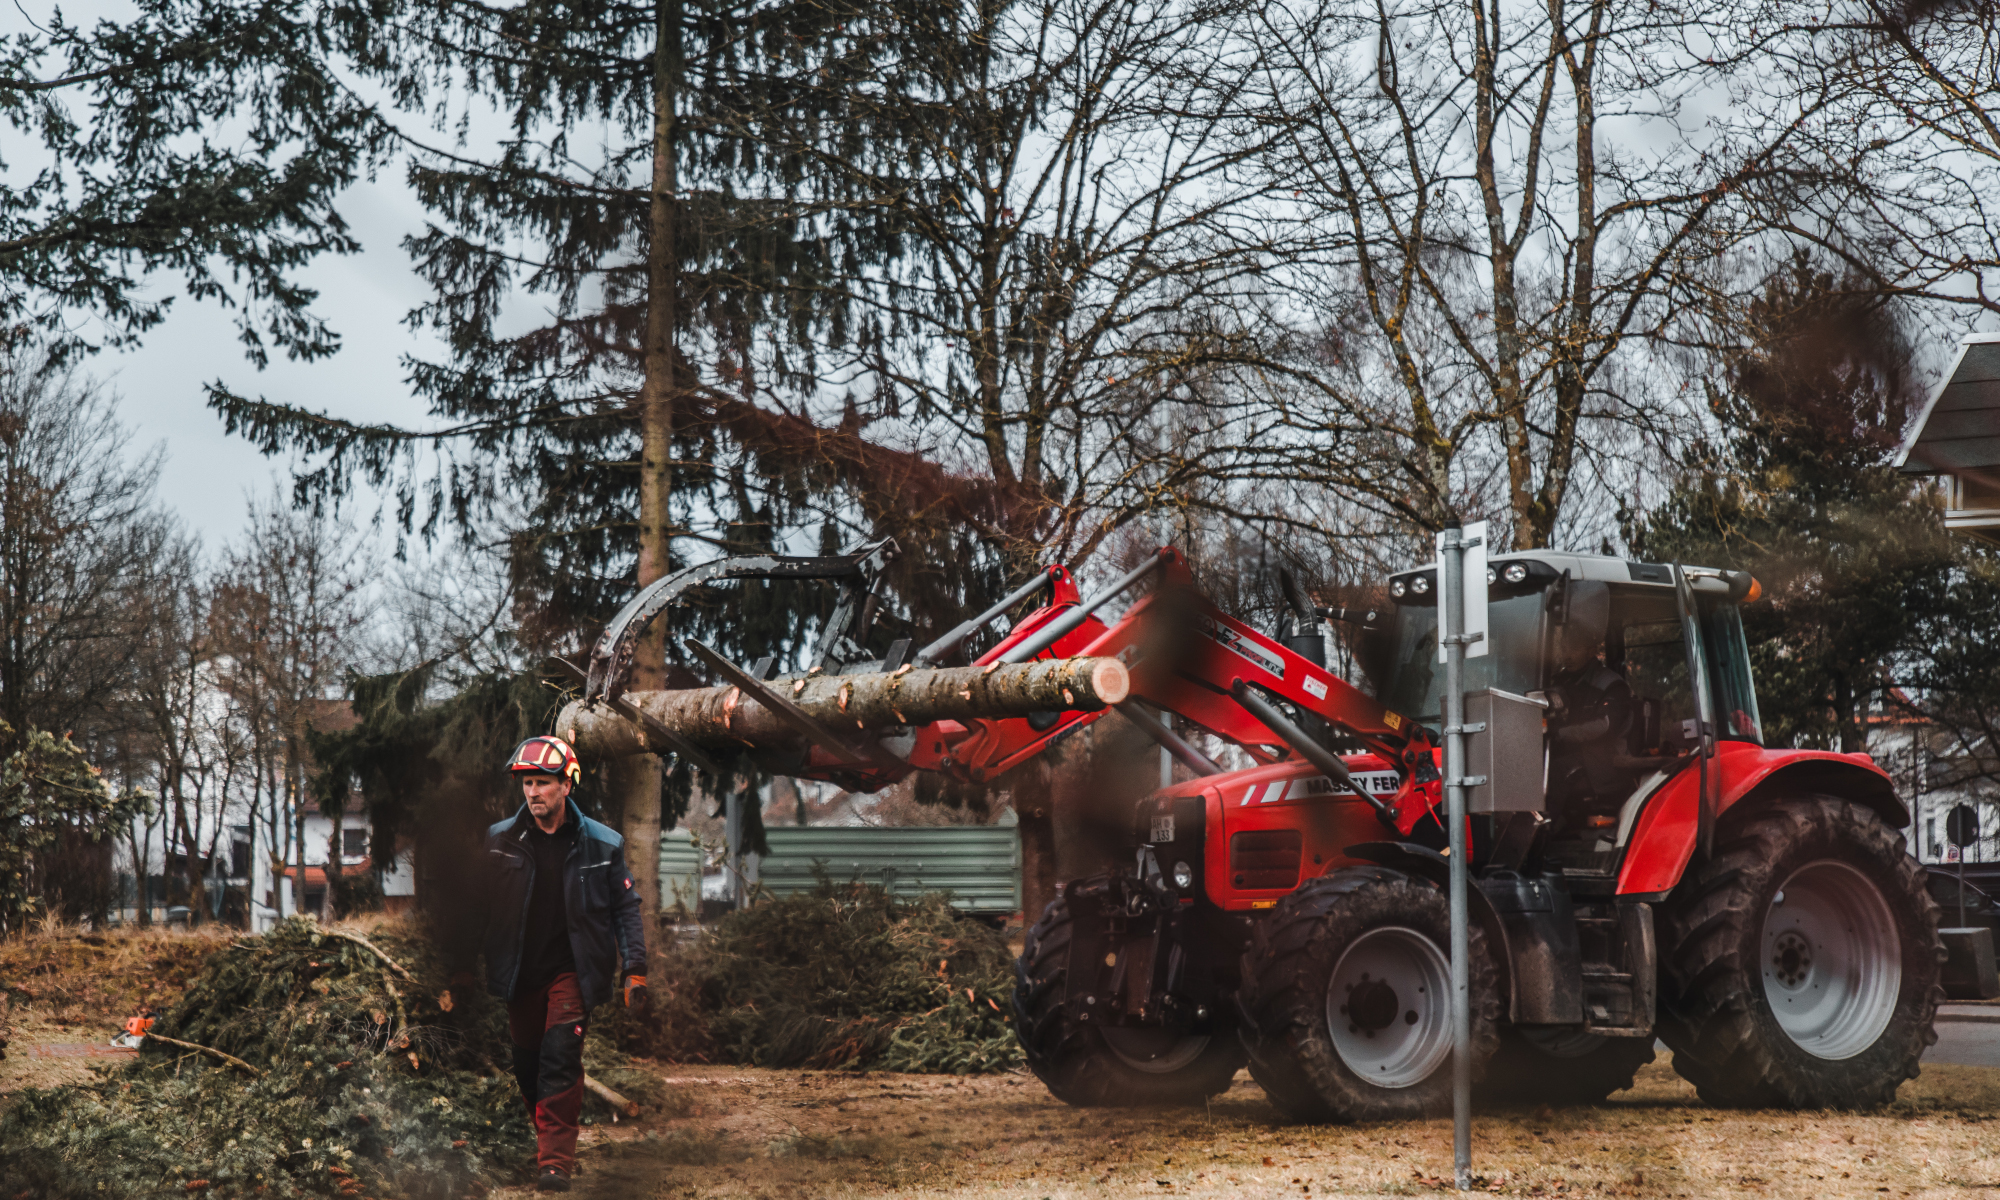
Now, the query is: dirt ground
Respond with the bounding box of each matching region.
[530,1058,2000,1200]
[0,924,236,1093]
[8,926,2000,1199]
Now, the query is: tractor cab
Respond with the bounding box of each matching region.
[1369,552,1765,875]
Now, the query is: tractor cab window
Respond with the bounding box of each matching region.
[1701,600,1764,743]
[1378,591,1545,729]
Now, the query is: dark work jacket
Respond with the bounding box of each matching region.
[479,800,646,1010]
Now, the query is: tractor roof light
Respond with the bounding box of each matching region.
[1502,562,1529,584]
[1411,575,1431,595]
[1390,579,1407,597]
[1722,569,1763,603]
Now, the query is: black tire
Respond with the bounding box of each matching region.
[1012,877,1245,1107]
[1657,795,1943,1109]
[1236,869,1501,1123]
[1476,1027,1656,1106]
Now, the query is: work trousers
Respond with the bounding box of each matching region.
[507,971,587,1175]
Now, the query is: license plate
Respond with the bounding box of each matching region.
[1150,814,1175,843]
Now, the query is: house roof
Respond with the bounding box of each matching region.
[1897,332,2000,479]
[282,858,373,887]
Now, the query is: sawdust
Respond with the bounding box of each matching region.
[499,1056,2000,1200]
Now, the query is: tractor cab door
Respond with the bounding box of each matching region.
[1540,576,1763,875]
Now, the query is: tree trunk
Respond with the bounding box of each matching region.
[1014,759,1057,929]
[292,758,307,922]
[1834,670,1860,754]
[614,0,687,945]
[171,771,207,926]
[127,818,150,929]
[323,823,345,920]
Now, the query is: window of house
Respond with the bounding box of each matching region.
[343,827,368,859]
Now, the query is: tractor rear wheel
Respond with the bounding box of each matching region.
[1658,796,1942,1108]
[1477,1027,1656,1106]
[1012,877,1244,1107]
[1237,869,1500,1122]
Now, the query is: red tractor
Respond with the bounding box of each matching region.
[1011,550,1943,1117]
[576,540,1940,1115]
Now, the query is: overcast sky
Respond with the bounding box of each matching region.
[91,166,446,550]
[22,0,461,552]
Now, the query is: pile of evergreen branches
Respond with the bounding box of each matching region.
[0,917,531,1199]
[636,882,1022,1075]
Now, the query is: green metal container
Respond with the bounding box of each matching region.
[659,822,1020,916]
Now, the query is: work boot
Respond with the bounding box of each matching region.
[535,1167,570,1193]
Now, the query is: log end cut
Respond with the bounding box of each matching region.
[1087,656,1130,705]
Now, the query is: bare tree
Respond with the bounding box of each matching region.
[1806,0,2000,317]
[0,345,167,737]
[1209,0,1853,547]
[767,0,1291,571]
[210,493,373,920]
[126,533,223,920]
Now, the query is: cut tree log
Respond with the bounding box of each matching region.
[560,655,1129,759]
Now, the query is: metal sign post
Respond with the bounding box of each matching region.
[1949,802,1979,928]
[1437,520,1486,1190]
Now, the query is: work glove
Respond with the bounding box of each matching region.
[623,974,650,1012]
[441,970,476,1014]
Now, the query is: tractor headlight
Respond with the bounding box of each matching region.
[1172,861,1194,890]
[1503,563,1529,584]
[1411,575,1431,595]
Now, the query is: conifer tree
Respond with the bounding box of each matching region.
[212,0,1294,920]
[1627,255,1953,751]
[210,0,930,924]
[2,0,388,364]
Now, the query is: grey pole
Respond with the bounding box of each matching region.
[1440,523,1473,1190]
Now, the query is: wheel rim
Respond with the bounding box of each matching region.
[1760,859,1902,1061]
[1324,926,1452,1089]
[1098,1026,1213,1074]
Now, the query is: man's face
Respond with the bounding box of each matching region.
[522,774,571,823]
[1557,636,1603,676]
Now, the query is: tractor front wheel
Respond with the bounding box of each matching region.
[1237,869,1501,1122]
[1012,878,1244,1107]
[1658,796,1942,1108]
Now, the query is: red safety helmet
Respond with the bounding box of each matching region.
[508,735,581,785]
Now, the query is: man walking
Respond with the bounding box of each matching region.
[473,735,648,1192]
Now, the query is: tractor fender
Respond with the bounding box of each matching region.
[1615,743,1907,898]
[1341,842,1520,1022]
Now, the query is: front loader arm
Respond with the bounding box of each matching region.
[862,564,1122,784]
[903,550,1440,830]
[1076,586,1443,832]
